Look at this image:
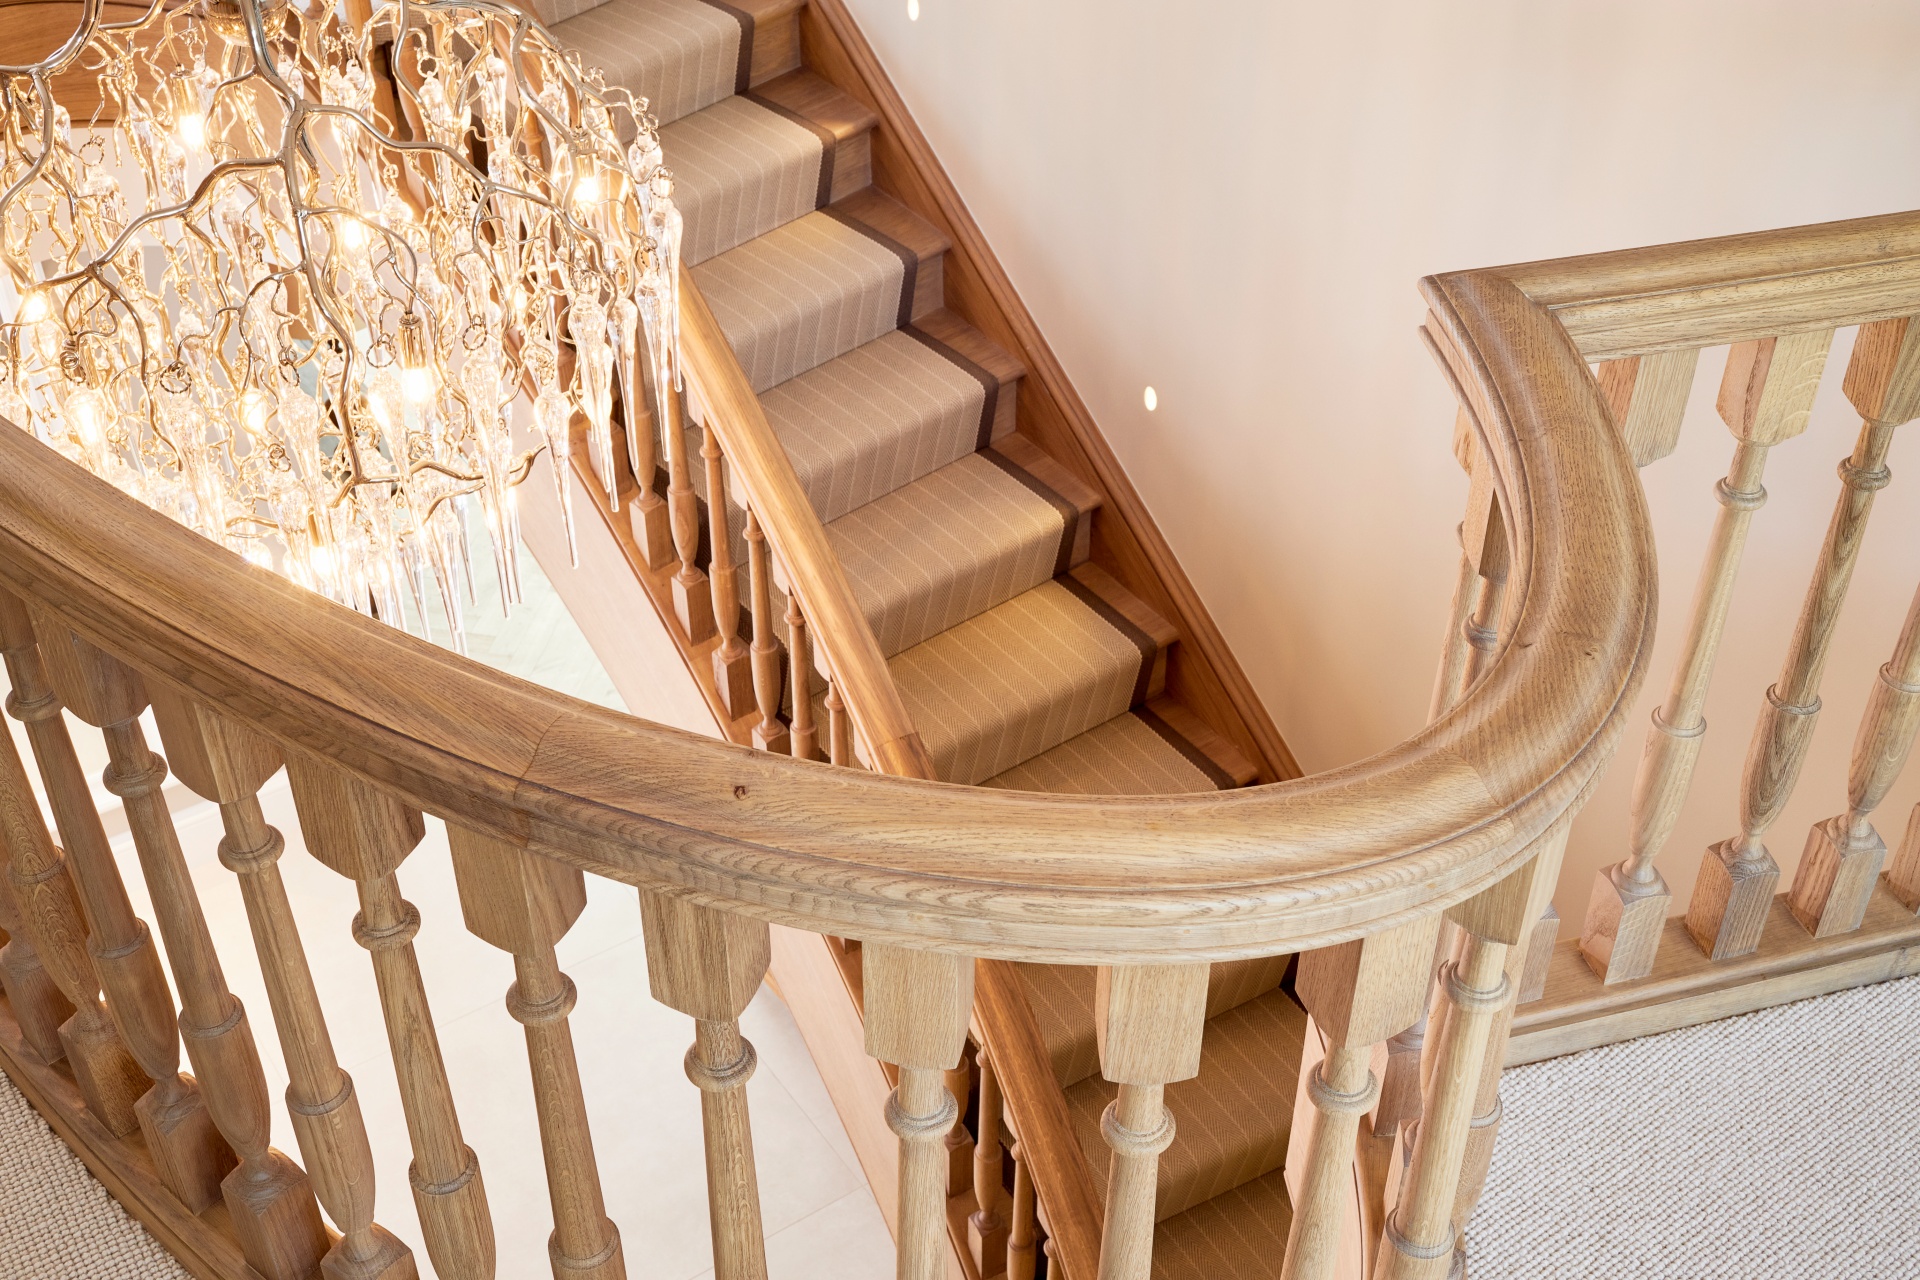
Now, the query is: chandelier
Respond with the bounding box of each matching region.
[0,0,682,649]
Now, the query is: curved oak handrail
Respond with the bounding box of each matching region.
[0,261,1653,964]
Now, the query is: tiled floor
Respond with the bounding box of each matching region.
[9,534,895,1280]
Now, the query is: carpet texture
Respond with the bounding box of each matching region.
[1471,973,1920,1279]
[0,1074,190,1280]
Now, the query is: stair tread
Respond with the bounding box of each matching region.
[888,570,1172,786]
[691,192,947,392]
[829,450,1093,658]
[552,0,746,126]
[982,701,1250,795]
[664,95,833,265]
[762,318,1019,526]
[1064,986,1309,1223]
[1151,1164,1296,1280]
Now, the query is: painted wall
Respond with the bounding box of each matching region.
[838,0,1920,930]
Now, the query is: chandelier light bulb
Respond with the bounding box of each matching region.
[0,0,686,652]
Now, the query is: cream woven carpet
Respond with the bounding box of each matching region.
[1471,972,1920,1279]
[0,1073,190,1279]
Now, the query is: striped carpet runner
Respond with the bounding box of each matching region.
[544,1,1301,1271]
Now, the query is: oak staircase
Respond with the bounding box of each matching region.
[526,1,1314,1274]
[7,2,1920,1279]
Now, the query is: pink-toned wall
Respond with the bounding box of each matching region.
[840,0,1920,931]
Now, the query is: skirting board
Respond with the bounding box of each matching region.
[1508,879,1920,1066]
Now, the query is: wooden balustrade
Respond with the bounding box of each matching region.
[1583,330,1830,982]
[0,173,1666,1280]
[1687,319,1920,959]
[151,690,416,1279]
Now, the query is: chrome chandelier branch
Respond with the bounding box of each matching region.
[0,0,683,649]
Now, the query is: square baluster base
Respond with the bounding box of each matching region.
[57,1012,145,1137]
[137,1075,235,1213]
[1580,864,1670,984]
[1686,840,1780,961]
[1788,815,1887,938]
[226,1149,330,1280]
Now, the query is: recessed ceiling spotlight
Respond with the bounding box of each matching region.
[1143,386,1158,411]
[907,0,920,19]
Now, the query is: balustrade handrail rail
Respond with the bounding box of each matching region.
[674,267,938,781]
[0,221,1692,965]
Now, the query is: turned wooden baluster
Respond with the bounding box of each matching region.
[1583,332,1830,983]
[639,890,771,1280]
[1688,317,1920,960]
[787,594,820,762]
[1375,831,1562,1280]
[969,1046,1010,1274]
[285,752,496,1280]
[1455,447,1510,702]
[865,945,975,1280]
[622,334,673,570]
[0,713,144,1133]
[452,828,624,1280]
[825,677,851,768]
[1391,453,1517,1128]
[1447,830,1567,1271]
[6,601,229,1208]
[49,632,329,1276]
[1093,963,1208,1280]
[664,388,715,642]
[148,689,404,1279]
[1789,575,1920,934]
[1889,805,1920,909]
[744,510,790,754]
[1007,1139,1038,1280]
[1282,918,1440,1280]
[151,693,413,1279]
[944,1059,975,1197]
[0,856,71,1062]
[706,426,754,717]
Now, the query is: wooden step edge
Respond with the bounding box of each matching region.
[829,186,951,321]
[985,433,1101,569]
[909,308,1025,443]
[1064,561,1177,704]
[748,68,879,204]
[1144,695,1260,789]
[737,0,809,88]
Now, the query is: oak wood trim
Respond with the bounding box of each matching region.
[1509,883,1920,1065]
[1438,208,1920,361]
